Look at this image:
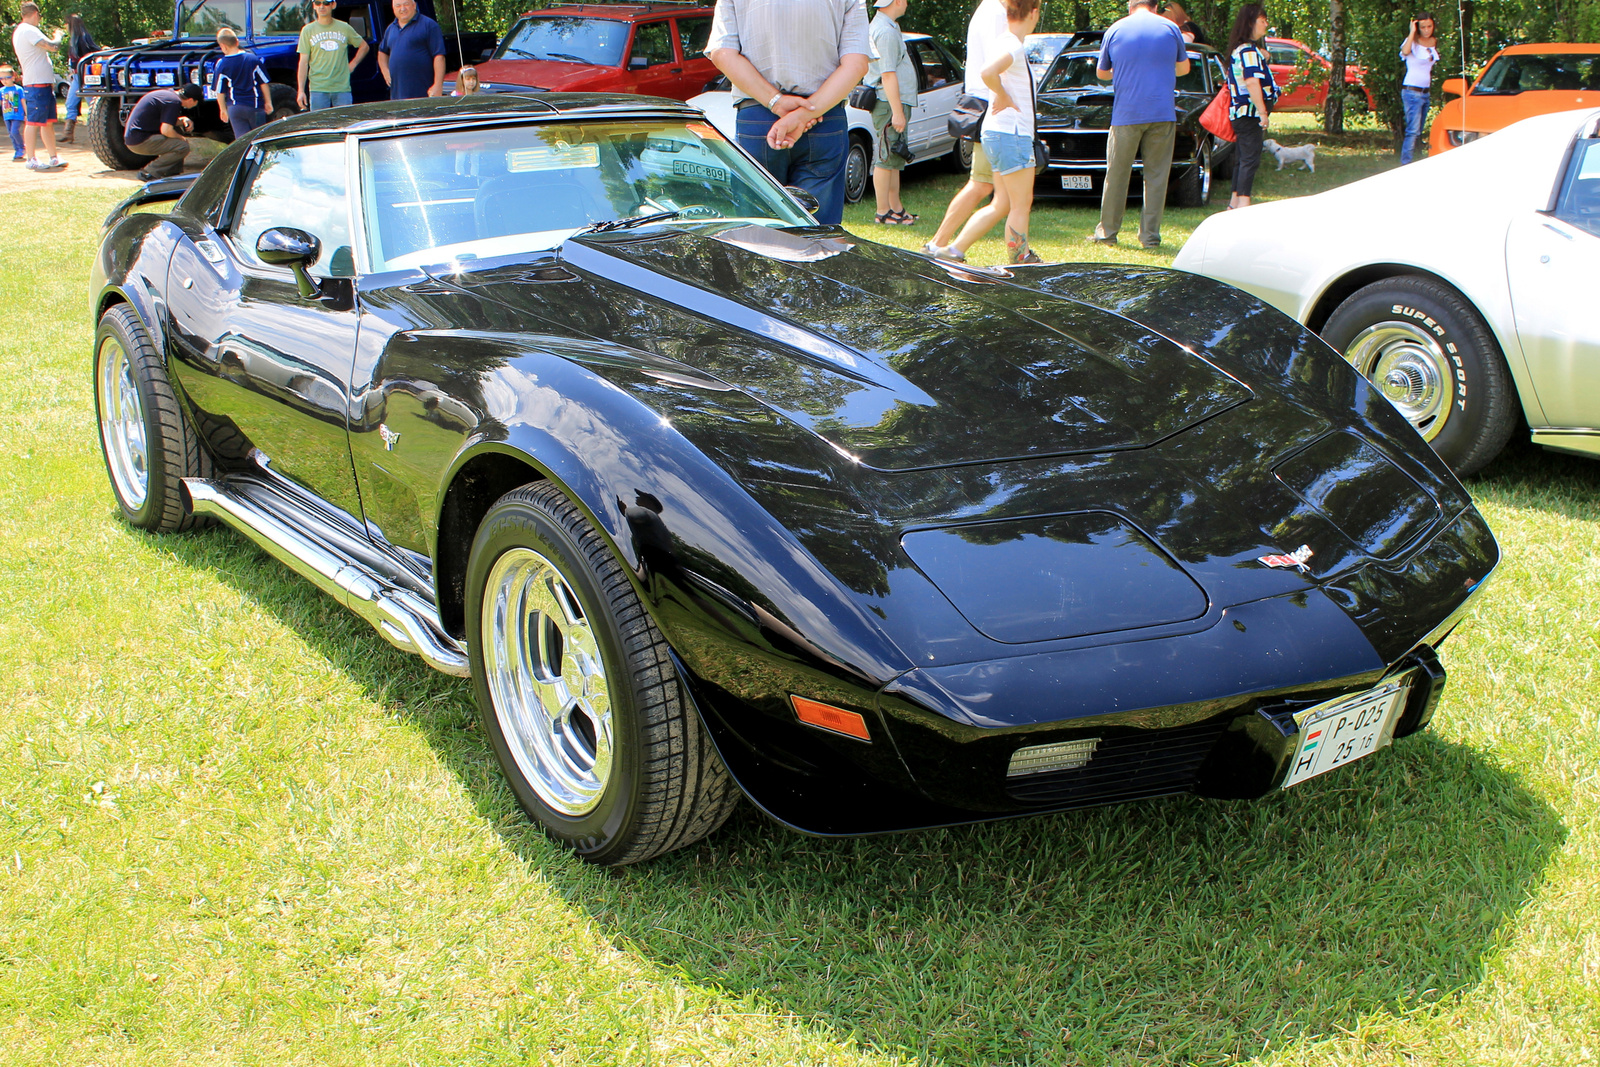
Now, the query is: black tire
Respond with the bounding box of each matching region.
[1321,276,1519,476]
[465,482,739,865]
[1170,137,1213,207]
[267,82,300,119]
[949,136,975,173]
[93,304,212,531]
[1211,138,1235,178]
[844,132,871,204]
[86,96,143,171]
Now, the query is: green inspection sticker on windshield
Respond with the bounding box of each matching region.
[507,143,600,172]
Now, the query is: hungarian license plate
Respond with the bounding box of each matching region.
[1282,678,1411,788]
[84,74,102,86]
[1060,174,1093,190]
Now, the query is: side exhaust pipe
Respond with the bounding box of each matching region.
[182,476,470,678]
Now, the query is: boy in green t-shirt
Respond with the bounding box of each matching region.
[296,0,369,110]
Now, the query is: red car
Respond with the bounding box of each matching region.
[473,3,718,100]
[1264,36,1375,112]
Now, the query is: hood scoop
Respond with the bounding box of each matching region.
[530,234,1254,470]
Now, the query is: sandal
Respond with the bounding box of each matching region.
[875,208,918,225]
[888,208,919,224]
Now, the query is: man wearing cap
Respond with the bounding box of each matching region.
[297,0,368,110]
[10,2,67,172]
[706,0,870,225]
[123,83,203,180]
[865,0,918,225]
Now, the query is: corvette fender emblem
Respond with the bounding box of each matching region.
[378,424,401,451]
[1258,544,1314,572]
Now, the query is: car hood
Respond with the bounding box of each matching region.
[1439,89,1600,130]
[473,58,619,92]
[443,225,1254,471]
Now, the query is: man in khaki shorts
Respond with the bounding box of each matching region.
[866,0,918,224]
[923,0,1004,258]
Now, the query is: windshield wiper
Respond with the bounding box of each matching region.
[578,210,683,235]
[179,0,211,32]
[502,46,541,59]
[257,0,291,30]
[545,52,590,63]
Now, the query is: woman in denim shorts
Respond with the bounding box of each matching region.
[947,0,1042,264]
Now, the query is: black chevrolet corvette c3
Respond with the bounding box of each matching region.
[91,95,1498,865]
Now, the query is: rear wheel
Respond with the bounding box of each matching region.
[465,482,738,865]
[93,304,211,531]
[949,136,975,172]
[87,96,143,171]
[844,132,871,204]
[1321,276,1518,476]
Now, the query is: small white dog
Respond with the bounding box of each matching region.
[1262,139,1316,172]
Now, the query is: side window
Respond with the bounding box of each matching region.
[911,40,956,91]
[677,16,712,61]
[230,140,354,277]
[629,20,674,68]
[1176,55,1207,93]
[1268,45,1301,68]
[1553,137,1600,239]
[1209,54,1227,90]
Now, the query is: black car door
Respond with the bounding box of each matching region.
[166,135,365,517]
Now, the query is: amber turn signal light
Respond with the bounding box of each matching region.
[790,695,871,741]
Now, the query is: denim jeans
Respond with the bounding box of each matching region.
[735,103,848,225]
[65,71,81,123]
[1401,87,1429,164]
[309,90,353,111]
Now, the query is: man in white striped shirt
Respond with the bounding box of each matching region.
[707,0,870,224]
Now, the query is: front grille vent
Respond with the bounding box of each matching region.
[1005,717,1228,806]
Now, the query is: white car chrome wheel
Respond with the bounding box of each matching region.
[1342,321,1452,441]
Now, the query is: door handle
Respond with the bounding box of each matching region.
[670,67,682,73]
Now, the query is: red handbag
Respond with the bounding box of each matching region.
[1200,87,1236,142]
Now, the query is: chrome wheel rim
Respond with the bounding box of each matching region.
[482,547,613,816]
[1343,320,1452,441]
[97,335,149,509]
[1199,142,1212,202]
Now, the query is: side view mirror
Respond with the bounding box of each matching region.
[1440,76,1467,98]
[628,55,651,70]
[256,226,321,299]
[784,185,820,217]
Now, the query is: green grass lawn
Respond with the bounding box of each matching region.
[1,150,1596,1066]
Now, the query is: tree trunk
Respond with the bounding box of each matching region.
[1325,0,1347,134]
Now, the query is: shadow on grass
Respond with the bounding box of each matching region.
[1468,435,1600,522]
[149,491,1567,1067]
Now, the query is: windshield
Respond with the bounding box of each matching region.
[492,16,630,66]
[1041,53,1209,94]
[177,0,247,37]
[176,0,310,37]
[1474,52,1600,93]
[360,120,815,271]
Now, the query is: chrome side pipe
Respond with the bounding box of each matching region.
[182,476,470,677]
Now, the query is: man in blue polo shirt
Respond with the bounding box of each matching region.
[378,0,445,100]
[1090,0,1189,249]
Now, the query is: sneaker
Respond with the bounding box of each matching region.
[24,159,49,171]
[47,156,66,170]
[137,170,157,181]
[1087,232,1118,245]
[11,155,23,162]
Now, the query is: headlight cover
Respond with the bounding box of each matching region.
[1447,129,1484,146]
[901,512,1207,644]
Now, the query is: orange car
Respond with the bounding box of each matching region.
[1430,42,1600,154]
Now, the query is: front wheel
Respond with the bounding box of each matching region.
[465,482,739,865]
[86,96,143,171]
[1321,276,1519,476]
[949,135,975,173]
[93,304,211,531]
[844,132,871,204]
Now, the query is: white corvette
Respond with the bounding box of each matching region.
[1174,108,1600,475]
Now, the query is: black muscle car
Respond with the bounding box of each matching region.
[92,95,1497,865]
[1035,43,1233,206]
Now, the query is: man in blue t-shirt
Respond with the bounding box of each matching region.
[378,0,445,100]
[1090,0,1189,249]
[210,28,275,138]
